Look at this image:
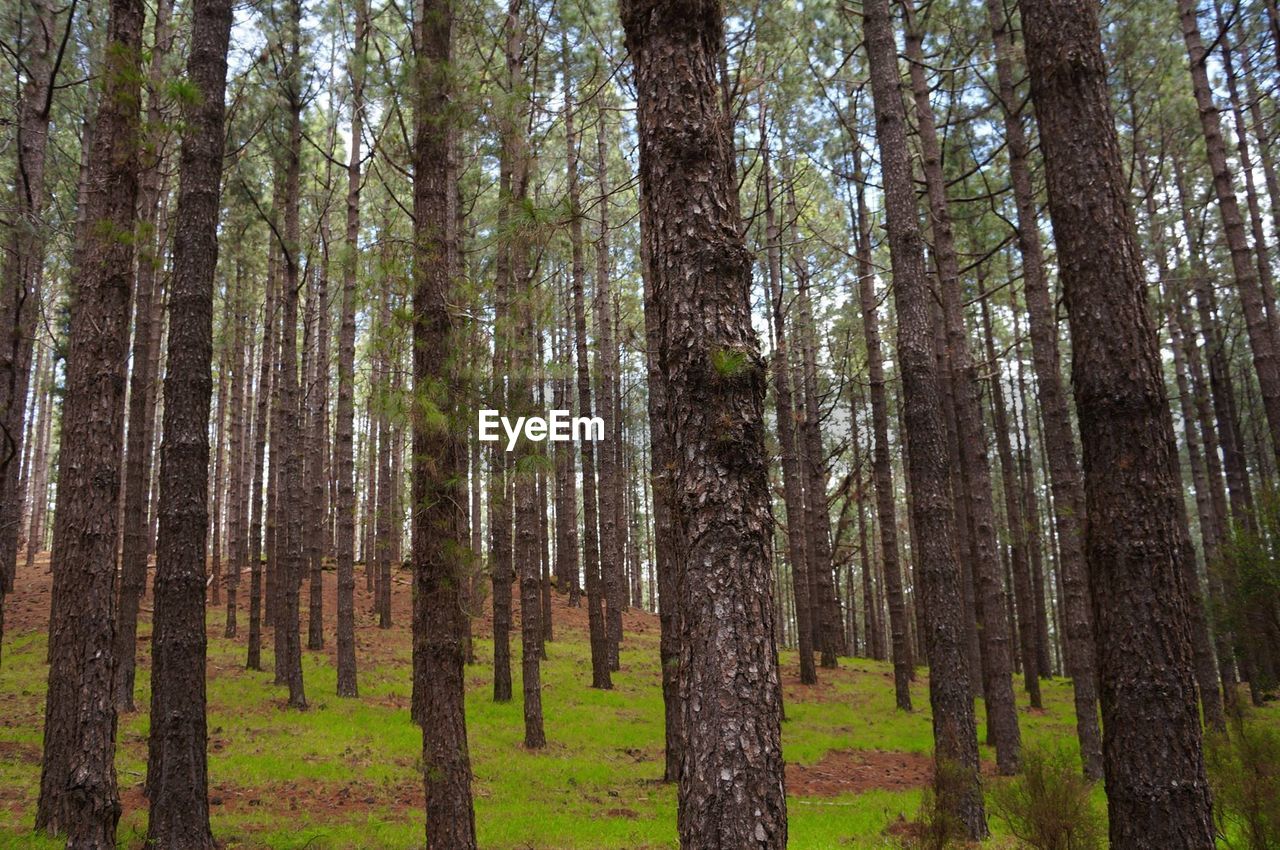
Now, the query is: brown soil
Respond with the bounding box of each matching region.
[786,749,935,796]
[4,549,661,659]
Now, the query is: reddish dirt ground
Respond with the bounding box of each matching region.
[786,749,934,796]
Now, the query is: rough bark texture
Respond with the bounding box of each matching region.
[903,0,1020,773]
[275,0,307,708]
[36,0,145,838]
[411,0,479,840]
[852,145,911,709]
[979,282,1041,709]
[760,134,816,686]
[145,0,232,842]
[594,112,625,672]
[1021,0,1215,845]
[334,0,365,698]
[621,1,788,846]
[639,215,683,782]
[862,0,986,834]
[304,253,327,652]
[566,73,611,691]
[247,252,276,672]
[113,0,175,710]
[983,0,1102,779]
[0,0,59,635]
[501,0,545,749]
[1178,0,1280,470]
[225,268,248,640]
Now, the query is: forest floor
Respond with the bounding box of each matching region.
[1,553,1268,849]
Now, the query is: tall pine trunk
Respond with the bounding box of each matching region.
[862,0,986,833]
[759,121,815,686]
[334,0,366,697]
[903,0,1020,773]
[1021,0,1215,844]
[851,144,911,708]
[620,2,787,845]
[113,0,175,709]
[145,0,233,841]
[411,0,478,840]
[36,0,145,837]
[983,0,1102,777]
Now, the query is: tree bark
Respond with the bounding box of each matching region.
[275,0,307,708]
[983,0,1102,777]
[145,0,232,841]
[979,279,1041,709]
[411,0,479,839]
[902,0,1021,773]
[594,110,625,672]
[502,0,545,748]
[862,0,986,833]
[225,265,249,639]
[851,143,911,708]
[565,51,610,690]
[1178,0,1280,470]
[113,0,175,709]
[247,247,276,672]
[0,0,61,620]
[621,1,788,846]
[1021,0,1215,843]
[36,0,145,838]
[759,123,816,686]
[334,0,365,698]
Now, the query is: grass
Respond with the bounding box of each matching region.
[0,591,1273,849]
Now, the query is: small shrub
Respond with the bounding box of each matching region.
[891,761,979,850]
[988,747,1105,850]
[1205,704,1280,850]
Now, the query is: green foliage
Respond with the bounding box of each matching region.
[1206,705,1280,850]
[889,761,974,850]
[710,347,750,380]
[165,77,202,107]
[1215,495,1280,696]
[988,747,1106,850]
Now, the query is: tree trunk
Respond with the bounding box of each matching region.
[1178,0,1280,470]
[903,0,1021,773]
[36,0,145,838]
[113,0,175,709]
[784,183,842,668]
[501,0,544,748]
[411,1,478,839]
[247,246,276,672]
[594,110,625,672]
[145,0,232,841]
[334,0,365,698]
[275,0,307,708]
[851,143,911,708]
[564,48,610,690]
[979,280,1041,709]
[984,0,1102,778]
[620,2,788,845]
[306,232,330,651]
[225,265,248,639]
[759,123,816,686]
[0,0,60,622]
[1021,0,1215,843]
[210,335,228,607]
[862,0,986,833]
